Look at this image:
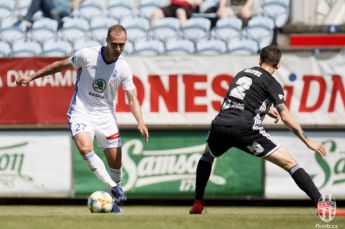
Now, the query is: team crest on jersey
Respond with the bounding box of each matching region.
[93,79,107,93]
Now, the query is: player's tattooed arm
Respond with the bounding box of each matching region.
[277,103,309,144]
[292,127,309,142]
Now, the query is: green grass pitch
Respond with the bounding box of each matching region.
[0,206,344,229]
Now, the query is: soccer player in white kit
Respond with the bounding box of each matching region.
[16,25,149,214]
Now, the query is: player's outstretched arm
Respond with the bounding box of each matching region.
[125,89,149,142]
[16,58,72,86]
[277,103,326,157]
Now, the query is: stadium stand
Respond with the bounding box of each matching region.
[165,39,195,55]
[0,41,11,56]
[0,1,15,21]
[90,16,118,43]
[149,17,180,42]
[3,0,333,57]
[107,0,134,21]
[57,17,90,43]
[28,17,58,44]
[244,16,275,49]
[196,38,227,55]
[134,39,165,55]
[181,17,211,42]
[121,16,150,43]
[75,0,105,22]
[12,39,42,57]
[42,38,73,56]
[211,17,243,41]
[227,37,259,54]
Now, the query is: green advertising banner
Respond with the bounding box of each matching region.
[74,130,264,198]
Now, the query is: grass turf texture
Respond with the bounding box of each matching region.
[0,206,344,229]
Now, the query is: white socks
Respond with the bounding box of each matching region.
[83,152,116,188]
[109,168,122,184]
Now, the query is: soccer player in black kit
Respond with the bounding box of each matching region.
[189,45,345,216]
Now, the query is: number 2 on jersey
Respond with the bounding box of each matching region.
[229,76,252,100]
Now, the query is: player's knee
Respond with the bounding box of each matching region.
[78,144,93,154]
[283,159,298,171]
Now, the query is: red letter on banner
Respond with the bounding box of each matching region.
[211,74,233,111]
[328,75,345,112]
[148,74,178,112]
[283,85,293,109]
[116,76,144,112]
[299,75,326,112]
[183,74,207,112]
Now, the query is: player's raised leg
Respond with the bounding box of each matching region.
[265,146,322,204]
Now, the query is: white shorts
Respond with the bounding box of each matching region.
[68,112,122,149]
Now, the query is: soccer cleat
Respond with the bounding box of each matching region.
[189,200,204,214]
[111,201,123,215]
[111,185,126,203]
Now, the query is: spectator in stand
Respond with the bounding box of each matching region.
[151,0,203,27]
[17,0,84,29]
[200,0,262,27]
[201,0,228,20]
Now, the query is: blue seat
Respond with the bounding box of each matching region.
[139,0,164,19]
[43,39,73,56]
[228,38,259,55]
[165,39,195,55]
[196,39,227,55]
[124,40,134,55]
[134,39,165,56]
[261,0,290,28]
[121,17,150,42]
[0,17,26,43]
[76,1,105,22]
[58,18,90,43]
[73,39,101,51]
[211,17,242,41]
[90,16,118,43]
[182,17,211,42]
[28,17,58,43]
[0,41,11,57]
[12,40,42,57]
[245,16,274,49]
[150,17,180,41]
[107,0,134,21]
[0,1,15,20]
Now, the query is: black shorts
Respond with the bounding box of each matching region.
[206,124,280,158]
[161,4,194,19]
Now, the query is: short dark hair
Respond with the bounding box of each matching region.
[107,24,127,37]
[260,45,282,69]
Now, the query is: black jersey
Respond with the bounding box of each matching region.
[212,66,285,127]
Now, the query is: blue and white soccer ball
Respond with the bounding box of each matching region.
[87,191,113,213]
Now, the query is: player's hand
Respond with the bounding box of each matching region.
[138,123,149,142]
[16,75,32,86]
[267,107,279,123]
[306,139,326,157]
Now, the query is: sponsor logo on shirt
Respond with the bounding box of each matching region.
[92,79,106,93]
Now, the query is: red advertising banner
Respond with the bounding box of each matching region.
[0,55,344,126]
[0,57,75,125]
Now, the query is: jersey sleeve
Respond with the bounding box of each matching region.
[267,79,285,106]
[69,48,88,68]
[121,61,136,91]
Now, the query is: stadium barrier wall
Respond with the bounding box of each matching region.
[0,130,72,197]
[0,54,344,199]
[0,54,344,127]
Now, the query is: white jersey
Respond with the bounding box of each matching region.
[67,46,135,117]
